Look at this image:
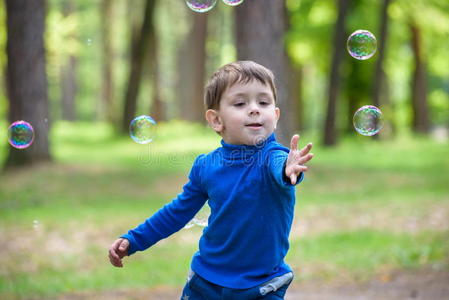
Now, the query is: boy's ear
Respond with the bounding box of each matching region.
[205,109,223,133]
[274,107,280,129]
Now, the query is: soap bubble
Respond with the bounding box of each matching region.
[353,105,383,136]
[129,115,156,144]
[8,120,35,149]
[222,0,244,6]
[347,30,377,60]
[186,0,217,13]
[184,206,210,229]
[184,217,208,229]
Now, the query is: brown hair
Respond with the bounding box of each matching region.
[204,61,277,110]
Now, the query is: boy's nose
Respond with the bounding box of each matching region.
[248,103,260,115]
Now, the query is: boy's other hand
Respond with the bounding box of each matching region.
[285,134,314,185]
[108,238,129,268]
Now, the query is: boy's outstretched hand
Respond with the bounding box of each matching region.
[285,134,314,185]
[108,238,129,268]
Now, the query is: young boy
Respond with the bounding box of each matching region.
[109,61,314,299]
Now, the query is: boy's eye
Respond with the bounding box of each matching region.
[234,102,245,107]
[260,101,269,106]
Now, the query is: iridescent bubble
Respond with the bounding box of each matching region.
[353,105,383,136]
[186,0,217,13]
[222,0,244,6]
[347,30,377,60]
[193,217,208,227]
[184,221,195,229]
[129,115,156,144]
[8,120,35,149]
[184,206,210,229]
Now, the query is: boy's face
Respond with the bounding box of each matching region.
[206,80,280,145]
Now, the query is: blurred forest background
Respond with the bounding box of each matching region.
[1,0,449,166]
[0,0,448,299]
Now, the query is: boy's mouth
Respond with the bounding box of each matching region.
[245,123,263,128]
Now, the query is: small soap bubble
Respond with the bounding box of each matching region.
[184,217,208,229]
[129,115,156,144]
[222,0,244,6]
[353,105,383,136]
[184,206,210,229]
[8,120,35,149]
[184,222,195,229]
[193,218,208,227]
[186,0,217,13]
[86,38,92,46]
[347,30,377,60]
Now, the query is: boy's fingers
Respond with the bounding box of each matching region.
[290,134,299,151]
[290,174,297,185]
[108,239,127,267]
[294,165,308,173]
[111,239,122,250]
[297,153,314,165]
[119,239,129,251]
[111,259,123,268]
[109,250,122,267]
[109,248,118,259]
[299,143,313,156]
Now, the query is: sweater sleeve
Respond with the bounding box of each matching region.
[266,149,304,188]
[121,155,208,255]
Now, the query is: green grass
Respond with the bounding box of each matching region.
[1,120,448,299]
[288,230,449,281]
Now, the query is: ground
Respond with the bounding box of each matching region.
[53,269,449,300]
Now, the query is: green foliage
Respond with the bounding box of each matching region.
[287,0,449,132]
[289,230,448,280]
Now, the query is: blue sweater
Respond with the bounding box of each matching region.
[121,133,304,289]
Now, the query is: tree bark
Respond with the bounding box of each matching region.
[284,3,302,132]
[147,6,164,122]
[60,56,77,121]
[100,0,115,123]
[177,12,208,123]
[288,63,303,131]
[121,0,156,133]
[345,59,367,134]
[235,0,292,146]
[4,0,51,169]
[60,0,77,121]
[409,21,430,134]
[323,0,350,146]
[372,0,391,138]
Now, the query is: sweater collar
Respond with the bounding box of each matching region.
[220,133,276,159]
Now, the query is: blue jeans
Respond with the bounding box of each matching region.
[180,271,293,300]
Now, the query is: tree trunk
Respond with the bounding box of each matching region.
[100,0,115,123]
[177,12,208,123]
[345,59,367,134]
[60,0,77,121]
[284,3,301,132]
[288,63,303,132]
[60,56,77,121]
[121,0,156,133]
[372,0,391,138]
[4,0,51,169]
[147,5,164,122]
[235,0,292,146]
[323,0,350,146]
[409,21,430,134]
